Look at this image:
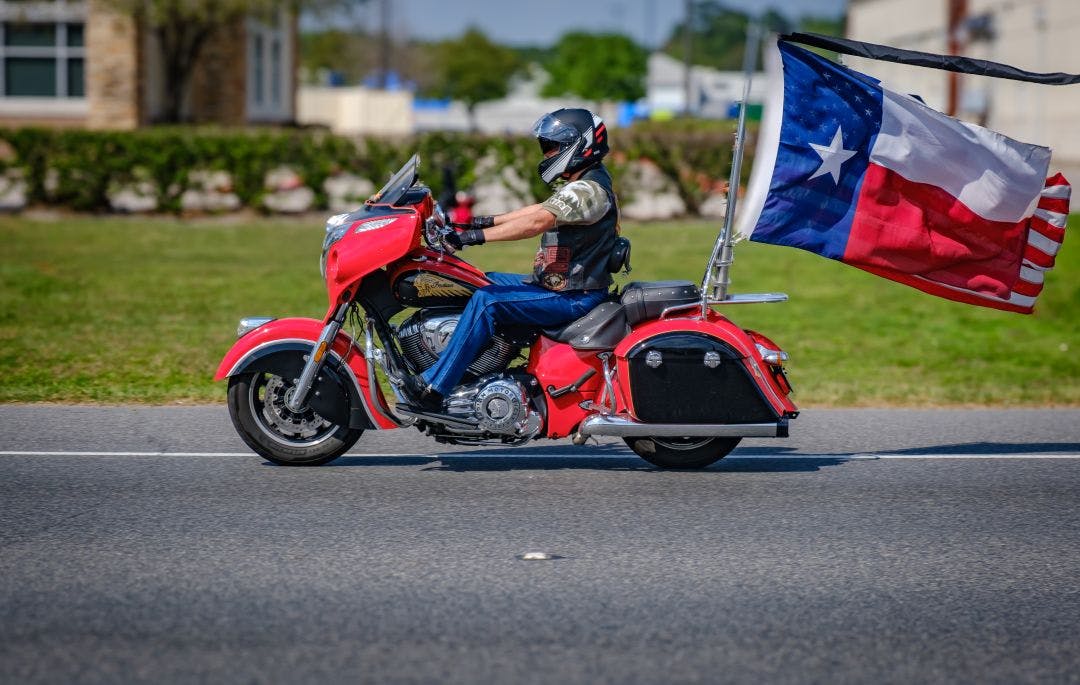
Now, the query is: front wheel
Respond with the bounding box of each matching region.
[227,372,362,466]
[623,436,741,469]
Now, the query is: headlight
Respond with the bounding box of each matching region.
[320,213,352,277]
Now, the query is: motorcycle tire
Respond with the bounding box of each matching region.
[623,436,741,469]
[227,372,362,466]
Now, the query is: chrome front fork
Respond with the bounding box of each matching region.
[284,304,348,414]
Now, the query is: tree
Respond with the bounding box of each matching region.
[663,2,842,71]
[104,0,359,123]
[427,28,521,130]
[300,28,373,86]
[541,33,647,103]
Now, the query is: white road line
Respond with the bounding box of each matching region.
[0,451,437,458]
[1,451,1079,459]
[727,453,1080,460]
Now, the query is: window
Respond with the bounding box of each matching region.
[253,33,264,105]
[0,20,85,97]
[247,11,291,121]
[270,39,280,106]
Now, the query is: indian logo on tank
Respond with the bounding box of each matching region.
[414,273,473,298]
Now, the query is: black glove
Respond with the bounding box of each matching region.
[453,215,494,230]
[445,229,486,250]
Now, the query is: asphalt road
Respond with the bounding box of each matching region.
[2,406,1079,684]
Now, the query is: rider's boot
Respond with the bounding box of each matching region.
[400,374,444,412]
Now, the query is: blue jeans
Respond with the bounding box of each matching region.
[420,272,607,396]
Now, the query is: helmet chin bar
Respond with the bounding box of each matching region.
[538,139,581,184]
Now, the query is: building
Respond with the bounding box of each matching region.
[411,67,608,135]
[0,0,297,128]
[847,0,1080,181]
[645,52,767,119]
[298,85,413,136]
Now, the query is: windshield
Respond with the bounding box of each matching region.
[368,154,420,206]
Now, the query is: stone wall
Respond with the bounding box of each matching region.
[85,0,141,130]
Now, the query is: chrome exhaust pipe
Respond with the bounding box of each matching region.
[578,414,787,438]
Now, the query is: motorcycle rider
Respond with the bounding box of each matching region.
[400,107,619,411]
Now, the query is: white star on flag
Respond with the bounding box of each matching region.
[809,125,856,184]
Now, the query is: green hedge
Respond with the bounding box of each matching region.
[0,123,748,214]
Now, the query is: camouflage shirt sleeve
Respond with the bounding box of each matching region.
[540,180,612,226]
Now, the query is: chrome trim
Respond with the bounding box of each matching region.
[708,293,789,305]
[364,318,410,428]
[596,352,617,415]
[660,302,700,319]
[393,405,478,429]
[237,316,275,338]
[579,414,784,438]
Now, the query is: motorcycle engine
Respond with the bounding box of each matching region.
[397,310,519,378]
[443,375,542,439]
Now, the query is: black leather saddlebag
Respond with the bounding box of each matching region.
[620,281,700,325]
[626,332,779,424]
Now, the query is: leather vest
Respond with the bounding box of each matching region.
[530,164,618,292]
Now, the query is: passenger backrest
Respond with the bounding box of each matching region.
[620,281,701,325]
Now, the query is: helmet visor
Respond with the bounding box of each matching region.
[532,114,579,145]
[538,137,561,154]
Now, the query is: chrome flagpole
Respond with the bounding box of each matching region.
[701,22,762,316]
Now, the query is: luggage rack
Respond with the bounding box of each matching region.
[711,293,788,304]
[698,24,788,317]
[662,292,787,319]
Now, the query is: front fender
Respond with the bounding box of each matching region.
[215,317,397,430]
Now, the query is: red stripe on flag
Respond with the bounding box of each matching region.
[1029,216,1066,243]
[1040,197,1070,214]
[1023,244,1057,268]
[845,164,1028,299]
[1046,172,1070,188]
[855,264,1034,313]
[1011,279,1043,298]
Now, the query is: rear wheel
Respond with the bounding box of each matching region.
[623,436,741,469]
[227,372,362,466]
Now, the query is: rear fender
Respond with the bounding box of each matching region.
[215,317,397,430]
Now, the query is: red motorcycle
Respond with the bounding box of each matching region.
[216,155,797,469]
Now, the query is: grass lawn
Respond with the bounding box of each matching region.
[1,214,1077,406]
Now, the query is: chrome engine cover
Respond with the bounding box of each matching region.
[397,310,518,377]
[473,379,527,433]
[444,375,542,439]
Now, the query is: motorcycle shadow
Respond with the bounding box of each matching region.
[324,441,1080,472]
[331,444,850,473]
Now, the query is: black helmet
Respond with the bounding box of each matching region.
[532,108,608,184]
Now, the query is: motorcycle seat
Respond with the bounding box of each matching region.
[540,300,629,350]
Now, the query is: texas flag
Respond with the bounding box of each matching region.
[738,41,1070,314]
